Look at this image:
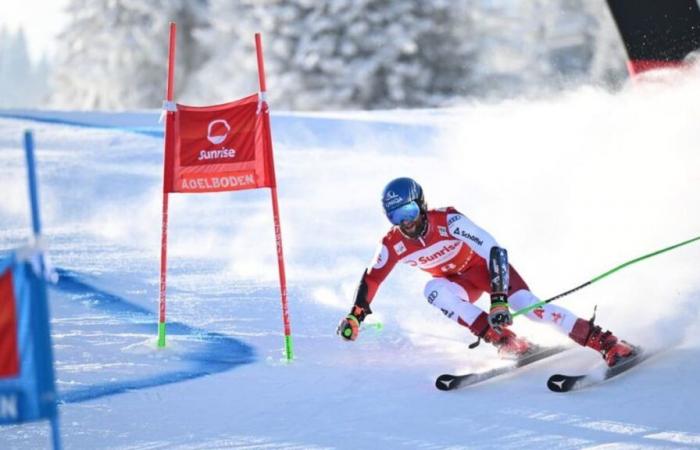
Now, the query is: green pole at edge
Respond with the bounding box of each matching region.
[285,335,294,361]
[158,322,167,348]
[513,234,700,318]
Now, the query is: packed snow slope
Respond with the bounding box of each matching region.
[1,67,699,449]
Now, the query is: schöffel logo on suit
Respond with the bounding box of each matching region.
[453,227,484,246]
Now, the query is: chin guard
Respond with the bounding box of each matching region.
[489,246,509,295]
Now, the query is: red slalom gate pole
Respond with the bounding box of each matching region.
[158,22,177,348]
[255,33,294,361]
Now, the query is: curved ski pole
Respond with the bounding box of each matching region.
[513,234,700,317]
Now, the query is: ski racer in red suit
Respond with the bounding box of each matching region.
[337,177,636,366]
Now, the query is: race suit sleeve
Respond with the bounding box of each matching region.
[446,209,500,260]
[352,236,399,312]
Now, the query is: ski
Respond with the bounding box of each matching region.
[435,345,569,391]
[547,347,650,393]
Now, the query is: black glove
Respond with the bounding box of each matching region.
[488,293,512,333]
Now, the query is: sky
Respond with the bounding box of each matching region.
[0,0,69,62]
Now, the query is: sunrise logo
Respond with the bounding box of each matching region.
[207,120,231,145]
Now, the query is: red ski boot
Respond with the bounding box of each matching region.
[569,318,636,367]
[462,312,533,358]
[483,327,533,359]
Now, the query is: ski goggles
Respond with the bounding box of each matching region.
[387,201,421,225]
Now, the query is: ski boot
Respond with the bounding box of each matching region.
[569,318,636,367]
[483,327,533,359]
[464,312,533,358]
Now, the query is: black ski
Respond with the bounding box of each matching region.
[547,347,650,393]
[436,345,569,391]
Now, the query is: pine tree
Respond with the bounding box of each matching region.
[51,0,208,109]
[188,0,479,110]
[29,55,52,106]
[0,28,34,108]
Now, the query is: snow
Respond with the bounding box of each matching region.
[1,66,700,449]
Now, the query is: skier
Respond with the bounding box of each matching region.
[337,177,636,367]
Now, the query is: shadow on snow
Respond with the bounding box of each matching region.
[50,269,257,404]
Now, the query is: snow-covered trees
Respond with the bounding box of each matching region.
[187,0,478,109]
[51,0,207,110]
[47,0,628,111]
[580,1,628,87]
[470,0,626,98]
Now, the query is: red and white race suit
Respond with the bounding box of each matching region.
[359,207,580,335]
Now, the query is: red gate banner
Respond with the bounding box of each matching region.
[157,26,292,360]
[165,93,275,193]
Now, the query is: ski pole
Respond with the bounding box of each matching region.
[513,234,700,317]
[361,322,383,332]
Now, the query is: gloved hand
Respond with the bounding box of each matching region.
[488,293,512,333]
[337,314,361,341]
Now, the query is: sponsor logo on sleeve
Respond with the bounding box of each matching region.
[372,245,389,270]
[393,241,407,255]
[452,227,484,246]
[447,214,462,226]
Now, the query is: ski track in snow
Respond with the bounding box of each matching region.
[504,408,700,448]
[1,72,700,450]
